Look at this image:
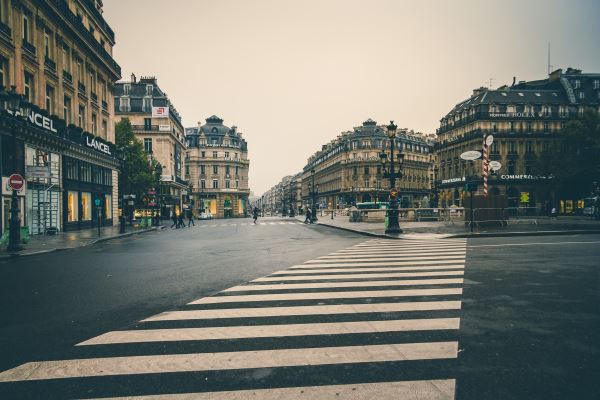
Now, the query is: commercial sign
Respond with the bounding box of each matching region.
[489,161,502,171]
[7,109,58,133]
[489,112,539,118]
[499,174,552,180]
[460,150,482,161]
[82,133,113,156]
[159,124,171,132]
[26,165,51,178]
[152,106,169,118]
[441,177,466,185]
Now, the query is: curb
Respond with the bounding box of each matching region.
[314,221,399,239]
[0,226,164,259]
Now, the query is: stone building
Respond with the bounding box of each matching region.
[0,0,121,234]
[185,115,250,218]
[435,68,600,213]
[114,75,187,217]
[302,119,434,210]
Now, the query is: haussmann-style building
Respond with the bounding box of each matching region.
[185,115,250,218]
[0,0,121,236]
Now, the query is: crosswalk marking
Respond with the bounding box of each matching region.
[252,270,464,282]
[0,238,467,398]
[97,379,456,400]
[222,278,464,291]
[78,318,460,345]
[189,288,463,304]
[143,301,463,321]
[0,342,458,382]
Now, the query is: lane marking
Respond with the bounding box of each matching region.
[291,262,465,268]
[0,342,458,382]
[254,271,464,282]
[333,249,466,255]
[278,266,464,274]
[223,278,464,291]
[78,318,461,345]
[304,258,465,265]
[189,288,463,304]
[468,240,600,248]
[96,379,456,400]
[317,254,465,261]
[143,301,463,321]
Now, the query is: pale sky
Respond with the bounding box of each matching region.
[103,0,600,195]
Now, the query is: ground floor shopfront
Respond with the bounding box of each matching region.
[307,188,431,210]
[192,191,248,218]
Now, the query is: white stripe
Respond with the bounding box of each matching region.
[353,244,465,251]
[334,248,465,254]
[78,318,460,345]
[0,342,458,382]
[189,287,462,304]
[223,278,464,291]
[318,254,465,260]
[143,301,462,321]
[292,261,465,268]
[269,222,276,225]
[96,379,456,400]
[279,266,464,274]
[305,258,464,265]
[253,271,464,282]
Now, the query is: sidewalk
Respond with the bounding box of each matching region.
[304,214,600,239]
[1,224,162,258]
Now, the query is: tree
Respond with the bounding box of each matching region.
[535,110,600,200]
[115,118,159,206]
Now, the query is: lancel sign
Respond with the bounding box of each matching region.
[7,109,58,133]
[82,133,112,156]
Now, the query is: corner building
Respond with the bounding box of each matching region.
[435,68,600,213]
[185,116,250,218]
[302,119,434,210]
[0,0,120,234]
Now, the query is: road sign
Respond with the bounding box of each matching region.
[94,198,101,206]
[26,165,51,178]
[485,135,494,146]
[460,150,482,161]
[8,174,24,190]
[390,188,398,198]
[489,161,502,171]
[465,182,478,192]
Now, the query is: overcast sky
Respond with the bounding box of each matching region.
[103,0,600,195]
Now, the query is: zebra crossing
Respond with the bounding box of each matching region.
[197,221,303,228]
[0,237,467,399]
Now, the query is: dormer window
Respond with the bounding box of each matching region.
[123,84,130,95]
[146,84,153,95]
[574,80,580,89]
[594,80,599,89]
[211,127,218,133]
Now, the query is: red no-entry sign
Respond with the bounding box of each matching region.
[8,174,24,191]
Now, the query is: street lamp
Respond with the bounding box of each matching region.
[381,120,402,234]
[5,86,25,251]
[311,168,318,221]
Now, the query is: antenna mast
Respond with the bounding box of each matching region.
[547,42,551,76]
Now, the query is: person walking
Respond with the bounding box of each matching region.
[177,212,186,228]
[252,206,259,224]
[170,210,178,229]
[187,208,195,227]
[304,207,312,224]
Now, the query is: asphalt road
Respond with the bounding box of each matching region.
[0,222,598,399]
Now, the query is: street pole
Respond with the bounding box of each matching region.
[311,169,318,222]
[385,121,402,234]
[470,188,474,233]
[7,87,23,252]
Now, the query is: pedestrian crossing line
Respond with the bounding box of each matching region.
[0,342,458,383]
[354,242,465,249]
[143,301,463,322]
[304,258,465,265]
[291,261,465,268]
[223,278,464,292]
[334,248,466,254]
[318,254,466,260]
[77,318,460,346]
[252,271,464,282]
[188,288,463,304]
[352,245,466,252]
[276,266,464,274]
[94,379,456,400]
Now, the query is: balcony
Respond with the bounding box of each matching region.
[91,92,98,103]
[22,41,36,56]
[131,124,160,132]
[44,57,57,72]
[78,81,86,95]
[0,21,11,37]
[63,70,73,84]
[102,100,108,110]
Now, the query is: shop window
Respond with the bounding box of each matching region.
[67,191,79,222]
[105,194,112,219]
[81,192,91,221]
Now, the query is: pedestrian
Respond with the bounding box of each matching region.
[177,212,186,228]
[253,206,259,224]
[187,209,195,227]
[550,207,557,219]
[304,207,312,224]
[170,210,178,229]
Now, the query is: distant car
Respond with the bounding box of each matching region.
[199,212,213,220]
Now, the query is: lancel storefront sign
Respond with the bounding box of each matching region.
[82,133,113,156]
[8,109,58,133]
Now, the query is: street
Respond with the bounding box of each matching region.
[0,221,599,399]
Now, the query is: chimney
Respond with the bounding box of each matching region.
[131,73,136,83]
[549,68,562,81]
[512,76,516,86]
[472,87,487,97]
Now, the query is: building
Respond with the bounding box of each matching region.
[302,119,434,210]
[435,68,600,213]
[0,0,121,235]
[185,115,250,218]
[114,74,187,218]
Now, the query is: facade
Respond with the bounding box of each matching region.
[0,0,121,235]
[302,119,434,210]
[261,172,302,216]
[185,115,250,218]
[114,75,187,218]
[435,68,600,213]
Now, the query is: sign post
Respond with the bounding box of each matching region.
[95,198,102,236]
[7,174,25,252]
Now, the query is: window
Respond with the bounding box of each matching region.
[213,165,218,174]
[100,79,107,102]
[123,83,130,95]
[225,180,230,189]
[146,84,153,95]
[364,166,369,175]
[81,192,92,221]
[509,141,516,154]
[144,118,151,130]
[574,80,580,89]
[91,113,97,135]
[579,91,585,99]
[143,97,152,112]
[62,46,70,73]
[76,60,83,82]
[45,85,54,113]
[508,160,516,174]
[491,122,497,132]
[0,57,6,88]
[119,97,130,112]
[524,161,532,175]
[144,138,152,153]
[212,179,219,189]
[235,166,239,176]
[201,151,205,158]
[225,165,230,176]
[225,151,230,158]
[490,141,499,154]
[525,141,533,153]
[67,191,79,222]
[22,14,30,43]
[78,105,85,129]
[200,179,206,189]
[200,165,205,174]
[543,122,549,132]
[24,72,34,102]
[105,194,112,219]
[44,30,53,60]
[63,95,71,123]
[213,151,218,158]
[89,70,96,92]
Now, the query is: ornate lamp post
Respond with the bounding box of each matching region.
[380,121,403,234]
[311,168,318,222]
